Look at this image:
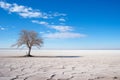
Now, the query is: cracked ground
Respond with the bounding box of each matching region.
[0,56,120,80]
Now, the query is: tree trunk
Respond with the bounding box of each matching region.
[27,47,32,57]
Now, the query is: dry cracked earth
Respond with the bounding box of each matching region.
[0,56,120,80]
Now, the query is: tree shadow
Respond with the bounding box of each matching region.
[31,56,81,58]
[0,55,82,58]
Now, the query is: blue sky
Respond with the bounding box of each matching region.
[0,0,120,49]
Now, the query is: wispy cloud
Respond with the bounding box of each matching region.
[59,18,66,22]
[32,20,48,25]
[31,20,73,32]
[31,20,87,39]
[0,1,87,39]
[0,1,42,18]
[53,12,67,17]
[39,31,45,34]
[0,1,11,9]
[0,27,5,30]
[0,1,66,18]
[42,32,86,39]
[50,25,73,32]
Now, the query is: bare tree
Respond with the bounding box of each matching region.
[12,30,43,57]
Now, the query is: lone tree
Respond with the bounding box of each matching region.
[12,30,43,57]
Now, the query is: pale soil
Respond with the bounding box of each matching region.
[0,56,120,80]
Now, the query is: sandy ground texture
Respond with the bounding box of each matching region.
[0,56,120,80]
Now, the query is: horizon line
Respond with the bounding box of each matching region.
[0,48,120,50]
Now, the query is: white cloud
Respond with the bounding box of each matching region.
[18,12,42,18]
[9,4,31,13]
[39,31,45,34]
[50,25,73,32]
[0,1,87,39]
[32,20,72,32]
[0,1,11,9]
[0,27,5,30]
[53,12,67,17]
[31,20,87,39]
[40,30,51,34]
[0,1,67,19]
[47,30,51,33]
[0,1,43,18]
[32,20,48,25]
[59,18,66,22]
[42,32,86,39]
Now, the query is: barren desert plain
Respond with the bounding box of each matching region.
[0,50,120,80]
